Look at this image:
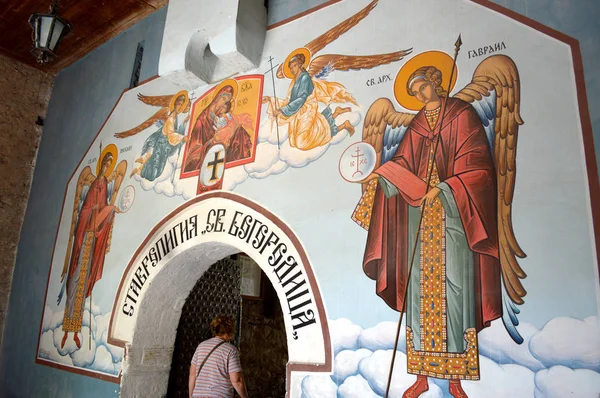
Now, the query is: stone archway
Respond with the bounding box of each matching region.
[107,192,332,397]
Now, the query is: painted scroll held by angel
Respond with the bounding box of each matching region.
[57,144,127,350]
[354,52,526,396]
[262,0,411,151]
[114,91,190,182]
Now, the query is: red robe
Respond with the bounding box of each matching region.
[68,176,115,300]
[184,110,216,173]
[363,97,502,331]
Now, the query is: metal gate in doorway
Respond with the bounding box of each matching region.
[166,257,241,398]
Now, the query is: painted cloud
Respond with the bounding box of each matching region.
[38,301,123,377]
[302,317,600,397]
[134,106,362,199]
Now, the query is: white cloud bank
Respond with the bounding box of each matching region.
[135,106,362,198]
[301,316,600,398]
[38,303,124,377]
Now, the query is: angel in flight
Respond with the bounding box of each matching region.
[262,0,411,151]
[114,91,191,181]
[57,144,127,350]
[353,52,526,397]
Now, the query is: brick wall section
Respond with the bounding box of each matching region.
[0,53,53,349]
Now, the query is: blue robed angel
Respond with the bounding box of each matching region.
[262,0,412,151]
[114,91,191,181]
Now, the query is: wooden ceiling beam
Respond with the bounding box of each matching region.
[0,0,167,75]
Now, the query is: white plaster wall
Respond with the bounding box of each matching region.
[159,0,267,88]
[121,242,237,397]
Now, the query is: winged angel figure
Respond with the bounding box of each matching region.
[262,0,412,151]
[114,91,191,182]
[57,144,127,350]
[354,54,526,396]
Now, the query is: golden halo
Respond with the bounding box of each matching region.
[97,143,118,176]
[212,78,239,112]
[394,50,459,112]
[169,90,189,113]
[283,47,311,79]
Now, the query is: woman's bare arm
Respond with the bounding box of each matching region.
[229,371,249,398]
[188,364,197,398]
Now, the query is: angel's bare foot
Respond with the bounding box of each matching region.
[135,152,151,164]
[130,167,141,178]
[333,106,351,119]
[338,120,355,137]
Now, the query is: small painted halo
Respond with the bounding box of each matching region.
[169,90,190,113]
[283,47,311,79]
[394,50,458,111]
[97,143,118,176]
[339,142,377,183]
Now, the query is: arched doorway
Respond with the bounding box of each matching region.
[107,192,332,397]
[166,257,242,398]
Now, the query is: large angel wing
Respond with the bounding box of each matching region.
[276,0,378,78]
[454,54,526,343]
[107,160,128,206]
[351,98,414,229]
[305,0,377,56]
[307,49,412,79]
[137,93,173,108]
[114,107,169,138]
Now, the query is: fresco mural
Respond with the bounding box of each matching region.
[115,90,191,183]
[347,47,527,395]
[182,76,263,178]
[59,143,128,351]
[181,76,264,193]
[34,0,600,396]
[262,0,411,151]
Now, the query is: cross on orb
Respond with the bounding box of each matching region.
[351,146,364,177]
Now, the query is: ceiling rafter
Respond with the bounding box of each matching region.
[0,0,167,75]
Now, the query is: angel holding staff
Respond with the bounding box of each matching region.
[353,47,527,397]
[262,0,412,151]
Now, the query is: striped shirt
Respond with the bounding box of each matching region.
[191,337,242,398]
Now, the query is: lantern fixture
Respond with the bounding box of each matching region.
[29,1,72,64]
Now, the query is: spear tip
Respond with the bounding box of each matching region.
[455,34,462,48]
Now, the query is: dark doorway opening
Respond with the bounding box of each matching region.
[166,257,241,397]
[238,255,288,397]
[165,255,288,398]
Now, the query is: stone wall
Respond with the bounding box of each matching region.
[0,54,53,349]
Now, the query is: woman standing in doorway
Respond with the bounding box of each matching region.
[189,315,249,398]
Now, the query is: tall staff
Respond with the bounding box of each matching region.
[265,56,282,150]
[384,35,463,398]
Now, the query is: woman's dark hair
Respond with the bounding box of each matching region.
[210,315,235,337]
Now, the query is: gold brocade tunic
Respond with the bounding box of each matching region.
[405,106,480,380]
